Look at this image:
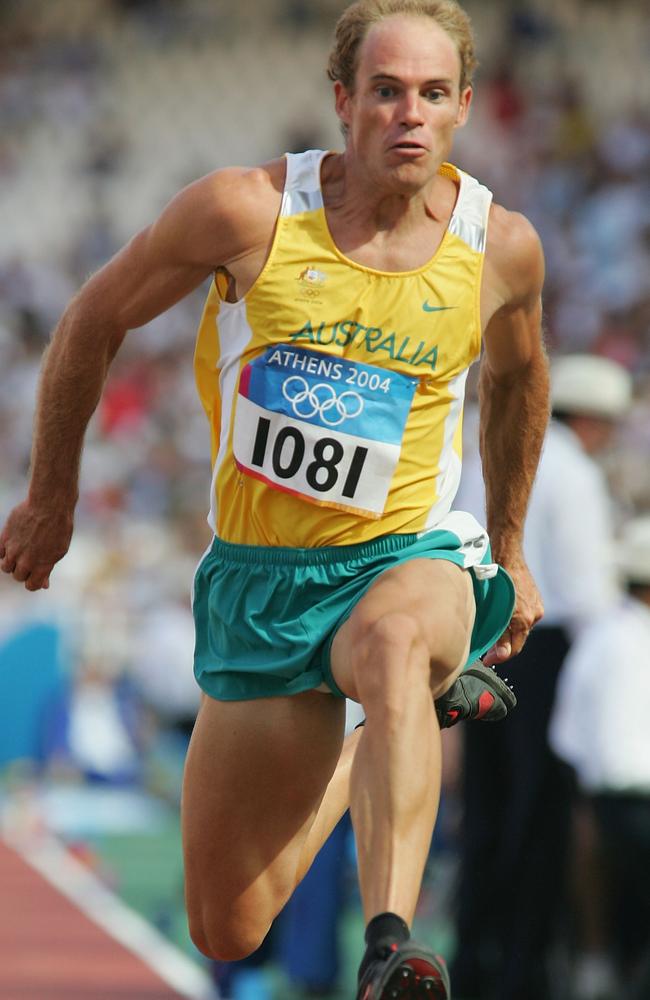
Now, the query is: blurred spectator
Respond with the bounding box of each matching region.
[130,593,200,743]
[41,660,146,786]
[0,614,67,770]
[452,355,632,1000]
[550,516,650,1000]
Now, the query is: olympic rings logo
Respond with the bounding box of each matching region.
[282,376,364,427]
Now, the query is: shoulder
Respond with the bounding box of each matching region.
[200,158,286,221]
[155,158,286,268]
[484,203,545,310]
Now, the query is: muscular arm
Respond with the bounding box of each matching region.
[0,164,282,590]
[479,207,549,661]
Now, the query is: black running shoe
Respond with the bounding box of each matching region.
[356,940,450,999]
[435,661,516,729]
[355,663,516,733]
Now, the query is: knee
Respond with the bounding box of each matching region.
[354,611,429,701]
[186,880,277,962]
[358,609,425,660]
[353,610,463,706]
[188,907,270,962]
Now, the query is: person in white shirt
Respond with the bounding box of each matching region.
[451,354,631,1000]
[550,516,650,1000]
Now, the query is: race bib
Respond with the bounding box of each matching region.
[232,345,417,518]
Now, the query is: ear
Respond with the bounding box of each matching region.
[454,85,473,129]
[334,80,353,129]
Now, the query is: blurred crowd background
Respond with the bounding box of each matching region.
[0,2,648,999]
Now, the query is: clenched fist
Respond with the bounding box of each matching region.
[0,500,74,591]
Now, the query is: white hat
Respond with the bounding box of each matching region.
[551,355,632,419]
[619,517,650,585]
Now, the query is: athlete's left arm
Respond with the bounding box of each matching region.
[478,207,549,664]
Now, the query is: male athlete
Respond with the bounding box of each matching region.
[0,2,548,997]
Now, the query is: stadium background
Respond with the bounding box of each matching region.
[0,1,649,998]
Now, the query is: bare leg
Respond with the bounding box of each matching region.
[351,639,440,923]
[295,722,362,883]
[182,689,347,960]
[330,559,475,924]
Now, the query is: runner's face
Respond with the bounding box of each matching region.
[336,15,471,191]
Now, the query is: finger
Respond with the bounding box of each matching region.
[509,632,528,657]
[13,562,32,584]
[482,632,512,666]
[509,619,535,656]
[493,635,512,662]
[481,646,499,667]
[24,565,52,591]
[1,555,17,574]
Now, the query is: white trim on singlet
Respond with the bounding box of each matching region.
[208,304,255,531]
[422,367,469,531]
[281,149,327,217]
[448,167,493,253]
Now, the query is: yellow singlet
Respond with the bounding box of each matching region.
[194,149,493,547]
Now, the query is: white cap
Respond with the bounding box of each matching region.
[551,355,632,419]
[619,517,650,585]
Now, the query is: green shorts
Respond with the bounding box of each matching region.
[192,516,515,702]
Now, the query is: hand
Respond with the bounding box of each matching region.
[0,500,74,591]
[482,553,543,666]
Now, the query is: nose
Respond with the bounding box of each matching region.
[399,90,425,129]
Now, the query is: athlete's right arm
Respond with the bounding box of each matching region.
[0,164,283,591]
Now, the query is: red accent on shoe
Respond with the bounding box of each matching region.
[475,691,495,719]
[406,957,442,978]
[447,709,460,721]
[389,942,398,952]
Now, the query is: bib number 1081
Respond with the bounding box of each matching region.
[250,416,368,499]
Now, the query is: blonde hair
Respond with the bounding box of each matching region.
[327,0,477,93]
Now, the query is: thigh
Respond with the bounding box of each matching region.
[330,557,475,701]
[182,689,345,925]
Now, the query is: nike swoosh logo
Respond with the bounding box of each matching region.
[422,301,457,312]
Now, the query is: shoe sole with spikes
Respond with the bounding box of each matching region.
[435,661,517,729]
[356,941,450,999]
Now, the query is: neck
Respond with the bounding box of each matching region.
[324,150,453,234]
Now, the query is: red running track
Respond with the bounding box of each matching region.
[0,838,215,1000]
